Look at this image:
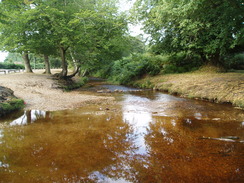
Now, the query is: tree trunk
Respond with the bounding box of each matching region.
[22,52,33,73]
[79,69,87,77]
[199,52,207,63]
[43,54,51,74]
[70,51,78,73]
[60,47,68,77]
[67,65,81,78]
[26,110,32,124]
[208,53,221,66]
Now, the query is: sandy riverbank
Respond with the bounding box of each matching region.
[0,69,113,111]
[134,70,244,109]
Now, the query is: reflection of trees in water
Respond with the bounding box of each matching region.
[0,112,139,183]
[2,103,243,182]
[130,116,244,182]
[9,110,51,126]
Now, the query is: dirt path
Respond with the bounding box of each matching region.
[0,70,113,111]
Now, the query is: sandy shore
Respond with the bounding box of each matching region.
[135,71,244,109]
[0,69,113,111]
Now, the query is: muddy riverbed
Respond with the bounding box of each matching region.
[0,83,244,182]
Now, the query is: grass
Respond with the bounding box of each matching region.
[133,68,244,109]
[0,98,25,116]
[59,77,88,91]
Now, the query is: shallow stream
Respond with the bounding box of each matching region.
[0,83,244,182]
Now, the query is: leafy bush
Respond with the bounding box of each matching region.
[50,58,62,68]
[93,64,113,78]
[224,53,244,69]
[162,52,202,74]
[0,63,24,69]
[0,98,24,116]
[30,63,45,69]
[108,52,202,84]
[108,53,165,85]
[63,77,88,91]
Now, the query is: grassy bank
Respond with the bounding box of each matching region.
[0,98,25,117]
[133,70,244,109]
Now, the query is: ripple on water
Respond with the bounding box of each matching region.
[0,89,243,182]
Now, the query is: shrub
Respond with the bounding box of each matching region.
[224,53,244,69]
[0,98,24,116]
[108,52,202,85]
[30,63,45,69]
[108,53,166,85]
[162,52,202,74]
[0,63,24,69]
[63,77,88,91]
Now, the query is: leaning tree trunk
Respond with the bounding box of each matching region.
[60,47,68,77]
[43,54,51,74]
[22,52,33,73]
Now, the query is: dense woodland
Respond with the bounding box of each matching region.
[0,0,243,84]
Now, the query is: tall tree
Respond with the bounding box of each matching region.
[33,0,128,78]
[68,7,129,75]
[0,0,34,72]
[0,0,131,77]
[134,0,244,65]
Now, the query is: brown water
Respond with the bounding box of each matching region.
[0,87,244,183]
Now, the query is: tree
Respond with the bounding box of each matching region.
[35,0,129,78]
[4,53,23,64]
[21,6,58,74]
[68,7,130,75]
[134,0,244,65]
[0,0,132,77]
[0,0,34,72]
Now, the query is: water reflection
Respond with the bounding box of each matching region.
[0,91,243,182]
[122,94,152,155]
[0,106,139,182]
[0,129,3,145]
[9,110,51,126]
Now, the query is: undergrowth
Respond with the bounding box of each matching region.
[0,98,25,116]
[62,77,88,91]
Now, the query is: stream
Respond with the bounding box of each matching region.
[0,82,244,182]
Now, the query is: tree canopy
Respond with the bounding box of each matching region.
[0,0,132,77]
[133,0,244,65]
[1,0,243,78]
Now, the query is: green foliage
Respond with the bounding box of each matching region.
[134,79,154,89]
[4,53,22,64]
[108,53,165,85]
[0,0,131,77]
[0,63,24,69]
[63,77,88,91]
[30,63,45,69]
[49,58,61,68]
[0,98,24,117]
[108,51,203,84]
[133,0,244,65]
[162,53,202,74]
[224,53,244,70]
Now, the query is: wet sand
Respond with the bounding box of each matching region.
[0,70,114,111]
